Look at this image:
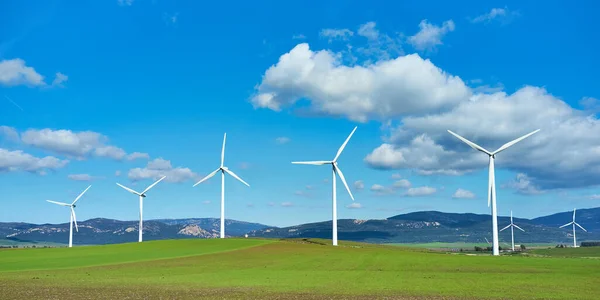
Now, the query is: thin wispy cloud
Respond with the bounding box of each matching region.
[471,7,519,24]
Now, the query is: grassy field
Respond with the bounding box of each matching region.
[0,238,65,248]
[0,238,599,299]
[387,242,557,249]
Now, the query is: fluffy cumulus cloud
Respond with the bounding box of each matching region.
[128,158,198,183]
[0,126,19,141]
[405,186,437,197]
[354,180,364,190]
[365,86,600,190]
[6,127,149,161]
[452,188,476,199]
[393,179,411,188]
[251,43,469,122]
[0,59,45,87]
[254,26,600,193]
[0,59,67,88]
[319,28,354,42]
[346,202,362,209]
[471,7,518,24]
[407,19,455,51]
[370,184,394,196]
[0,148,68,174]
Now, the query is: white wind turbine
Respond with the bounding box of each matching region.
[116,176,166,242]
[559,208,587,248]
[291,126,357,246]
[448,129,540,256]
[193,133,250,239]
[46,185,91,248]
[499,210,525,251]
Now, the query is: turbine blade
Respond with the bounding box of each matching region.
[500,224,511,232]
[72,185,91,205]
[575,222,587,232]
[513,224,525,232]
[334,165,354,201]
[291,161,332,165]
[142,175,166,194]
[333,126,357,162]
[221,133,226,168]
[487,158,493,207]
[573,208,576,221]
[193,169,220,187]
[559,222,573,228]
[46,200,70,206]
[71,208,78,232]
[447,130,492,155]
[116,183,141,196]
[224,168,250,187]
[492,129,540,155]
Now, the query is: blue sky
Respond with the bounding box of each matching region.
[1,0,599,227]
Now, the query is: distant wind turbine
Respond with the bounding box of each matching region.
[46,185,91,248]
[448,129,540,256]
[559,208,587,248]
[193,133,250,239]
[499,210,525,251]
[116,176,166,242]
[291,126,357,246]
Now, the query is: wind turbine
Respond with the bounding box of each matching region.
[499,210,525,251]
[291,126,357,246]
[193,133,250,239]
[559,208,587,248]
[448,129,540,256]
[46,185,91,248]
[116,176,166,242]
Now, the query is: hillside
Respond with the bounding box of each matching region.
[249,208,600,244]
[2,208,599,246]
[0,218,271,246]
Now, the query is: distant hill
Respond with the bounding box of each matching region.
[2,208,599,246]
[0,218,271,246]
[249,208,600,244]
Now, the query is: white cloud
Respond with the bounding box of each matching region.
[353,22,403,63]
[357,22,379,40]
[391,173,402,179]
[370,184,395,195]
[281,201,294,207]
[393,179,411,188]
[0,59,45,87]
[115,170,122,177]
[452,188,475,199]
[251,43,469,122]
[294,190,311,197]
[405,186,436,197]
[319,28,354,42]
[502,173,544,195]
[471,7,518,24]
[18,128,148,161]
[0,148,68,173]
[354,180,364,190]
[128,158,198,183]
[408,19,455,52]
[346,202,362,209]
[51,72,68,87]
[202,200,211,205]
[275,137,290,144]
[68,174,100,181]
[0,126,19,141]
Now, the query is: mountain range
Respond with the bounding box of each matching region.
[2,208,599,246]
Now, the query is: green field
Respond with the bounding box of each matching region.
[387,242,556,249]
[1,238,599,299]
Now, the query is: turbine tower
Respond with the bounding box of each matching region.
[291,126,357,246]
[499,210,525,251]
[46,185,91,248]
[559,208,587,247]
[116,176,166,242]
[193,133,250,239]
[448,129,540,256]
